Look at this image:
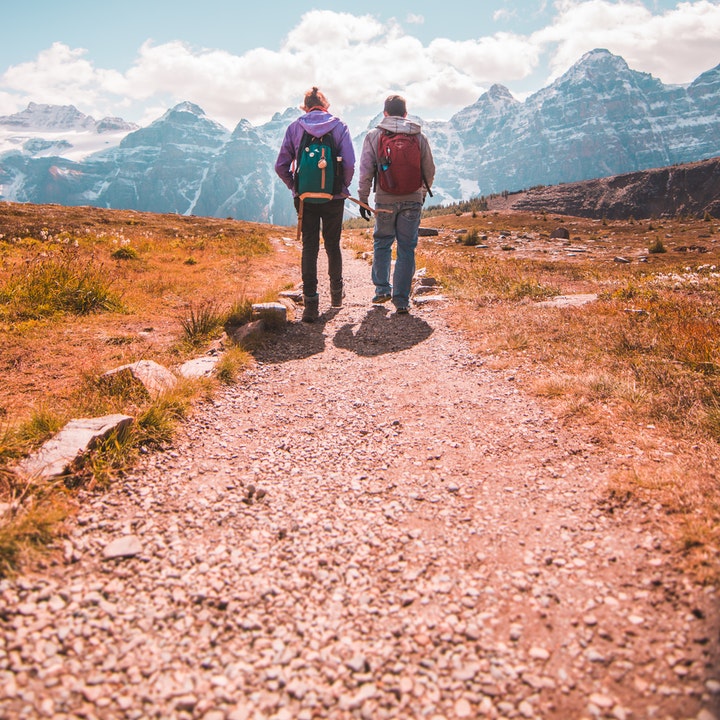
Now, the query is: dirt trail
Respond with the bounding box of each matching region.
[1,247,718,720]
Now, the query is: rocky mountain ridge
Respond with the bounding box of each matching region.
[0,49,718,223]
[0,102,139,134]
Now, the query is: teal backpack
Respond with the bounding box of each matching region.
[294,131,342,203]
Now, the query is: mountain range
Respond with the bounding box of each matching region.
[0,49,718,224]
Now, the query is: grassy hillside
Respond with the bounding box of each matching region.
[0,202,300,573]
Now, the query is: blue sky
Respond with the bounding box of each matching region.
[1,1,718,134]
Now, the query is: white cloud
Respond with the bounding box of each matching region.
[405,13,425,25]
[493,9,516,21]
[535,0,720,84]
[1,42,127,118]
[0,5,717,134]
[430,33,541,82]
[0,91,19,116]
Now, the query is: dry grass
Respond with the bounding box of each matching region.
[411,208,720,580]
[0,201,300,574]
[0,202,298,426]
[2,199,719,580]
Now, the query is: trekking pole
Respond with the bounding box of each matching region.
[296,193,389,241]
[343,196,392,214]
[296,197,304,242]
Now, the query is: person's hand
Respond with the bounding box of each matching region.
[360,206,372,221]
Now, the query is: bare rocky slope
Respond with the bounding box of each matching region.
[500,156,720,220]
[1,247,718,720]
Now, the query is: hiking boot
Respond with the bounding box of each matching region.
[395,306,410,314]
[330,282,344,307]
[372,293,391,304]
[302,294,319,323]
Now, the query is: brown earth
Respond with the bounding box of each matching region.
[0,215,718,719]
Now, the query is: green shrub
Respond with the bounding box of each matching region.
[215,347,252,385]
[461,228,480,246]
[0,254,123,320]
[178,300,224,346]
[648,238,667,254]
[225,299,254,327]
[110,246,138,260]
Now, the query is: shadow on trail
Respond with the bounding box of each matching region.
[252,308,340,364]
[333,306,433,356]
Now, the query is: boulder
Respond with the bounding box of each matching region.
[228,319,265,349]
[101,360,177,397]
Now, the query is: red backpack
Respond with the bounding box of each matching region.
[376,131,423,195]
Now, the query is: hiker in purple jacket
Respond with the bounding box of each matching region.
[275,87,356,322]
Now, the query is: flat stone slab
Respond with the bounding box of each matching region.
[177,355,220,379]
[17,414,134,479]
[251,302,287,324]
[103,534,143,560]
[279,290,303,303]
[414,285,442,296]
[537,293,598,308]
[412,294,446,305]
[102,360,177,397]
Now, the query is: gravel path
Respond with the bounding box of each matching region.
[1,247,718,720]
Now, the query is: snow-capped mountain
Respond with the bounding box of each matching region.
[0,102,98,131]
[0,102,139,162]
[442,49,720,196]
[0,49,718,223]
[0,101,298,225]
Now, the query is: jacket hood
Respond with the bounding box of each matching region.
[298,110,341,137]
[377,116,422,135]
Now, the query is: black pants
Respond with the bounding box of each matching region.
[297,197,344,297]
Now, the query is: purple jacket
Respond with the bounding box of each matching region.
[275,110,356,199]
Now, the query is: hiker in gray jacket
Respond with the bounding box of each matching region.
[275,87,355,322]
[357,94,435,314]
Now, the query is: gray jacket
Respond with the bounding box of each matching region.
[358,116,435,206]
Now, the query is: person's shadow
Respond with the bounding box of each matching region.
[253,308,340,363]
[333,306,433,356]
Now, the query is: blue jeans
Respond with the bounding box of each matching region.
[371,201,422,308]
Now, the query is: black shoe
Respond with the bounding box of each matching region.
[330,282,344,308]
[395,306,409,314]
[372,293,391,304]
[302,294,319,323]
